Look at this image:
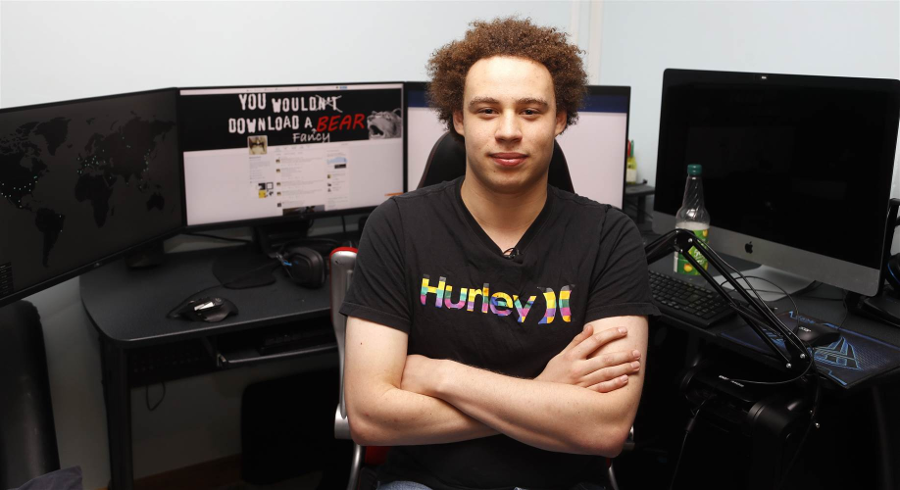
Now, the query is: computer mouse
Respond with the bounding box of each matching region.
[167,296,238,323]
[793,321,840,347]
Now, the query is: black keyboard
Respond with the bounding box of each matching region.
[649,270,736,328]
[256,322,335,356]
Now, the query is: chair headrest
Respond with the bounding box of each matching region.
[417,132,574,193]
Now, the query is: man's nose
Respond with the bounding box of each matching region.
[495,112,523,142]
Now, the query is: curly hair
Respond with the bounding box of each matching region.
[426,17,588,139]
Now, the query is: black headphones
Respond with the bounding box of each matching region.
[274,242,326,288]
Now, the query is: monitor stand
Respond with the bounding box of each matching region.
[205,220,313,290]
[254,219,313,255]
[712,264,814,302]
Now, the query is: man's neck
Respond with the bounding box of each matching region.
[460,174,548,250]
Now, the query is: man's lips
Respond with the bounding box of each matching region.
[490,153,527,167]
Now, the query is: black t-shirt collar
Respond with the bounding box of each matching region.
[453,176,555,258]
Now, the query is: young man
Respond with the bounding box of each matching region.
[340,17,658,490]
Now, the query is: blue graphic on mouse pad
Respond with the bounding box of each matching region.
[720,311,900,389]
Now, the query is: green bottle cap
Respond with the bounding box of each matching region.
[687,164,702,176]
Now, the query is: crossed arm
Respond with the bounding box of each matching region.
[344,314,648,457]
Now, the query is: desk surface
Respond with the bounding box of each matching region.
[648,257,900,387]
[81,246,329,347]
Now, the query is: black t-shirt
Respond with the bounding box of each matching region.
[341,177,658,490]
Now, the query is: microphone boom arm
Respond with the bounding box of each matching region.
[646,229,808,369]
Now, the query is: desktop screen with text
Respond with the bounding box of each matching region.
[180,83,404,227]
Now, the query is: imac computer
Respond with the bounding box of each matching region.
[0,89,184,308]
[179,83,405,230]
[653,69,900,297]
[404,82,631,207]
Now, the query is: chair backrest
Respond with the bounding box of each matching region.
[0,300,60,489]
[417,132,575,193]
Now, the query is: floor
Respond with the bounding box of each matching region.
[97,456,325,490]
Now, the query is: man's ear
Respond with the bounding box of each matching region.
[453,110,465,136]
[555,109,567,136]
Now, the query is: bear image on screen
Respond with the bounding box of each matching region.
[367,109,402,139]
[0,89,183,305]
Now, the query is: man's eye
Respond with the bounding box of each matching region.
[523,109,539,116]
[479,108,496,115]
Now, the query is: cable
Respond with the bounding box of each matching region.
[146,382,166,411]
[836,290,850,337]
[774,378,821,490]
[668,397,710,490]
[701,245,810,363]
[695,245,823,489]
[714,274,815,386]
[182,232,252,244]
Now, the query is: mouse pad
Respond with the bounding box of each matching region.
[212,248,280,289]
[720,311,900,389]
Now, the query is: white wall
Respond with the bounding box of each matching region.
[0,2,578,489]
[597,0,900,188]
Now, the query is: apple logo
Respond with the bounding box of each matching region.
[745,242,754,254]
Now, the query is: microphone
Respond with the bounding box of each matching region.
[503,247,522,262]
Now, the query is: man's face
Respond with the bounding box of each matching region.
[453,55,567,195]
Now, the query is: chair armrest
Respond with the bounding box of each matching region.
[330,248,357,438]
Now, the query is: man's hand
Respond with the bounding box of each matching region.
[535,324,642,393]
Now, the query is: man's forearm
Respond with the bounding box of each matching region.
[348,383,497,447]
[426,359,637,456]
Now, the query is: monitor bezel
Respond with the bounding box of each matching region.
[402,81,428,193]
[402,82,632,206]
[178,81,406,232]
[652,68,900,297]
[0,87,185,308]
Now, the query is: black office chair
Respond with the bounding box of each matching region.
[0,300,61,489]
[417,132,575,192]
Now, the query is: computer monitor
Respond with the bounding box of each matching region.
[653,69,900,297]
[179,83,405,229]
[0,89,184,308]
[404,82,631,207]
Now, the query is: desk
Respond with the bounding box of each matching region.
[80,246,335,490]
[648,257,900,374]
[624,183,655,224]
[643,257,900,490]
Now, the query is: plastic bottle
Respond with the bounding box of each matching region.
[674,164,710,276]
[626,140,638,184]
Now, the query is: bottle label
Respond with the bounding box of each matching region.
[674,229,709,276]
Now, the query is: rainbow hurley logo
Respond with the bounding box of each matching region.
[420,274,572,325]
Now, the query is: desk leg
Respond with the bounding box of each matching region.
[101,339,134,490]
[636,195,647,224]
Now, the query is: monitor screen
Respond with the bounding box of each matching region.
[404,83,630,208]
[0,89,184,307]
[179,83,405,228]
[653,69,900,296]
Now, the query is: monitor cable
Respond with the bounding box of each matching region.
[182,232,253,244]
[146,382,166,412]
